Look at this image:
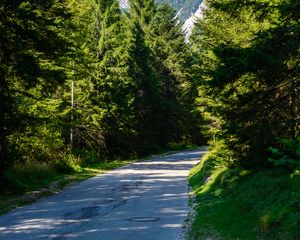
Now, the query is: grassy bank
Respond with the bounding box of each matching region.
[188,145,300,240]
[0,160,133,215]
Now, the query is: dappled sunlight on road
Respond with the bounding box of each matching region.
[0,149,205,240]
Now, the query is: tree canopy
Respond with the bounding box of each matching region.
[190,0,300,168]
[0,0,204,177]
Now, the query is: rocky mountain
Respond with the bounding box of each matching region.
[156,0,202,20]
[119,0,204,40]
[182,1,205,40]
[119,0,202,21]
[119,0,128,9]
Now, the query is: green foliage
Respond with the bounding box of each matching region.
[51,153,81,173]
[73,149,101,166]
[0,0,72,172]
[3,163,58,193]
[188,1,300,237]
[0,0,204,182]
[268,137,300,169]
[190,0,300,168]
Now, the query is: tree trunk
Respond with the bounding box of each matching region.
[290,79,297,139]
[0,67,8,174]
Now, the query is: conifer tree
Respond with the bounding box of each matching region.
[148,4,187,145]
[56,0,102,154]
[0,0,71,172]
[90,1,138,157]
[190,0,300,168]
[127,19,164,152]
[130,0,156,26]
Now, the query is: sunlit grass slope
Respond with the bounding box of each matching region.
[188,145,300,240]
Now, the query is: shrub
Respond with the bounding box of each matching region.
[51,153,81,173]
[268,137,300,169]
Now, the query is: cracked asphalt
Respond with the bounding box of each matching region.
[0,149,205,240]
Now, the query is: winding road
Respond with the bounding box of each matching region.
[0,149,205,240]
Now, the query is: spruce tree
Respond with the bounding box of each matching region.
[0,0,71,172]
[130,0,156,26]
[190,0,300,168]
[129,0,174,152]
[90,1,138,157]
[148,4,187,145]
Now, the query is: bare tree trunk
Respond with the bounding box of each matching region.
[290,79,297,139]
[0,67,8,174]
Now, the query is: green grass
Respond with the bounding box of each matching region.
[188,146,300,240]
[0,160,133,215]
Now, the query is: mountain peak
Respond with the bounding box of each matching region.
[119,0,202,20]
[118,0,204,40]
[183,1,205,41]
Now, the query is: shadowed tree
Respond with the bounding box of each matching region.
[0,0,71,173]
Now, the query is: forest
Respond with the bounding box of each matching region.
[0,0,299,238]
[0,0,206,189]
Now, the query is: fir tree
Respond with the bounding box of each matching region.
[91,1,138,157]
[0,0,71,172]
[127,19,163,153]
[148,4,187,145]
[190,0,300,168]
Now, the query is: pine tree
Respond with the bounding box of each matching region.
[127,19,164,153]
[0,0,71,172]
[50,0,101,156]
[148,4,187,145]
[130,0,156,26]
[190,0,300,168]
[89,1,138,157]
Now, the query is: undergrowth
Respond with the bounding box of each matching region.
[188,143,300,240]
[0,144,197,215]
[0,155,132,215]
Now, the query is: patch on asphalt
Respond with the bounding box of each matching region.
[63,199,127,220]
[127,217,159,222]
[64,206,101,219]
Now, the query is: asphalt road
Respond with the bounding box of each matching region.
[0,149,205,240]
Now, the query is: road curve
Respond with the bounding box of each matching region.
[0,149,205,240]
